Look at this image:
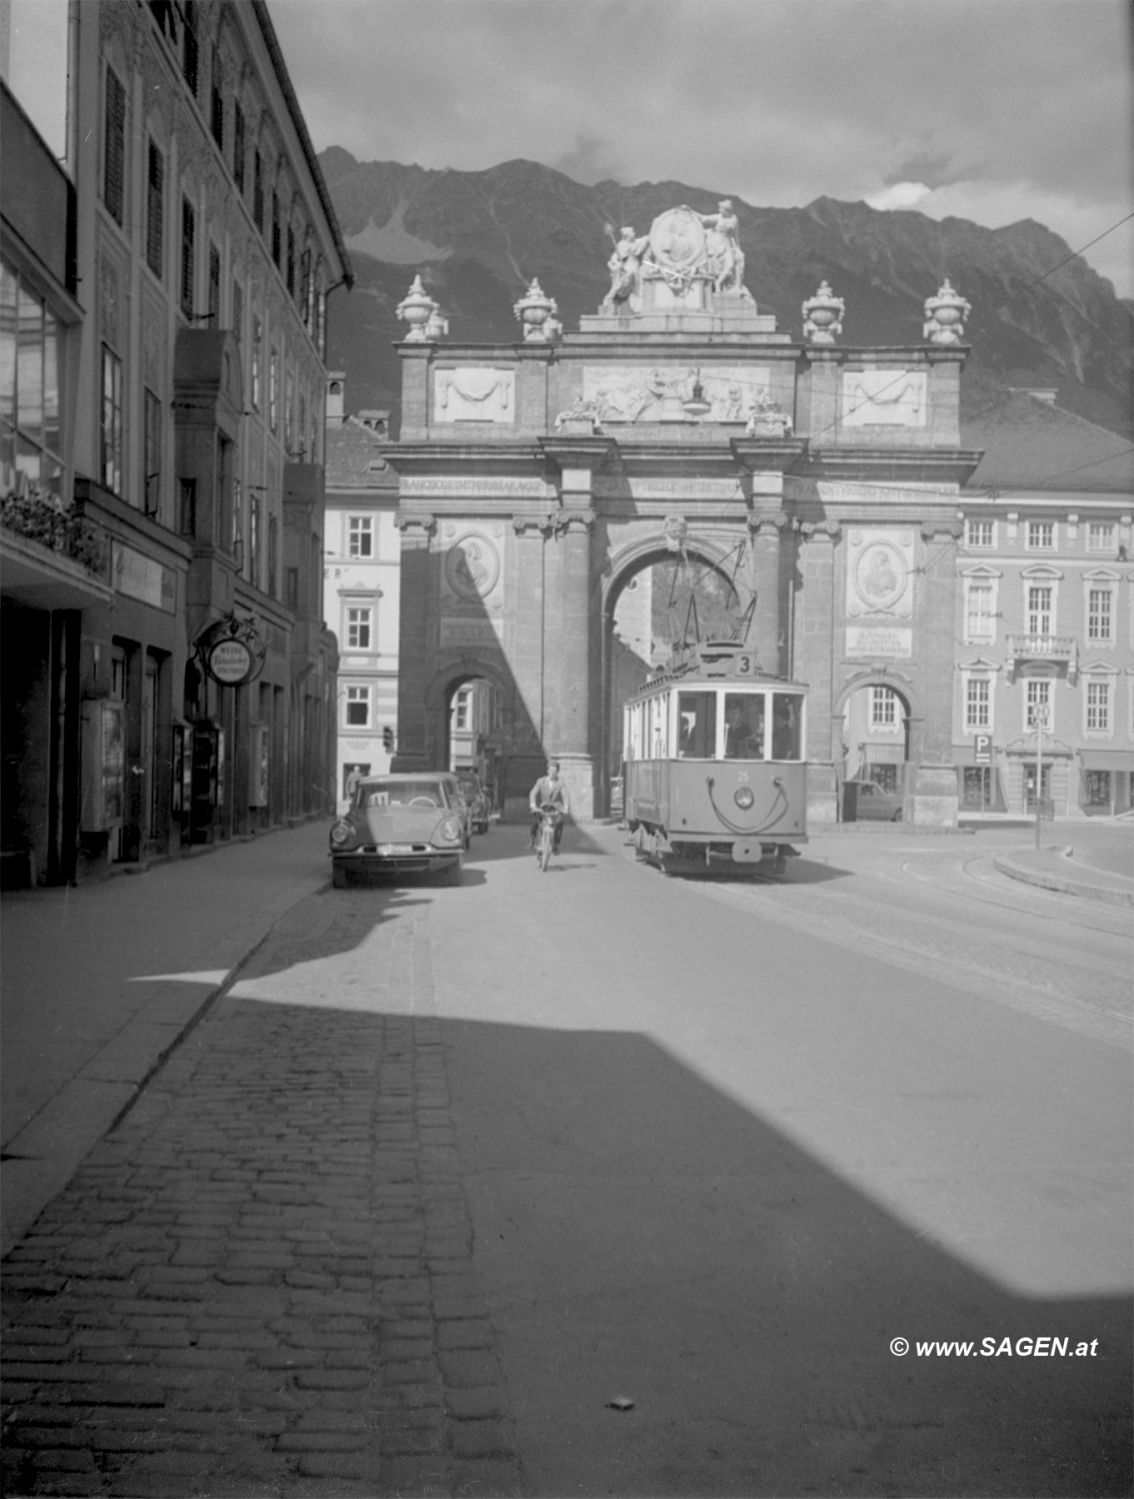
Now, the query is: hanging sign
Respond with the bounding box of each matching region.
[197,614,266,687]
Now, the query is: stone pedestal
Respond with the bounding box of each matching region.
[908,763,959,828]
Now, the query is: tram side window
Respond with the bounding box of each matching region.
[771,694,801,759]
[723,693,764,759]
[677,692,717,757]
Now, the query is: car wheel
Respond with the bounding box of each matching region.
[332,865,349,889]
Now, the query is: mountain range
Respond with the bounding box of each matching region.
[320,149,1133,445]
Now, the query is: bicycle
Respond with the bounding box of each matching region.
[535,804,561,872]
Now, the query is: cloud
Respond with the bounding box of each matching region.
[270,0,1133,294]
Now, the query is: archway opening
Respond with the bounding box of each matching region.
[603,545,753,814]
[443,673,503,803]
[840,680,912,819]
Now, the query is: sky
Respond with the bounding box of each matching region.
[269,0,1133,298]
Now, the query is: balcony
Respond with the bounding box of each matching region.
[1006,633,1079,684]
[1,476,112,609]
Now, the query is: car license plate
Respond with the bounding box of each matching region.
[378,844,414,855]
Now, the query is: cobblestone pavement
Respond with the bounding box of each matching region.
[1,887,522,1498]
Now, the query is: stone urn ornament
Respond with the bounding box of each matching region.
[923,279,971,345]
[514,279,559,342]
[396,275,437,341]
[801,280,845,344]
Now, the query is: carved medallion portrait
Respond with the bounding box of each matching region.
[846,530,914,619]
[444,533,500,601]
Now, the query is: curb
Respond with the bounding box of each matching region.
[992,853,1134,908]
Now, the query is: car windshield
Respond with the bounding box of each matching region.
[358,780,450,809]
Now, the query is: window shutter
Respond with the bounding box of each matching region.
[104,68,126,225]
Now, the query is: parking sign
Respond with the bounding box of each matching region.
[974,734,991,764]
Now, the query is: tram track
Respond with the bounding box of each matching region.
[623,843,1133,1052]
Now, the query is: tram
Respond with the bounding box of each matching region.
[622,639,808,876]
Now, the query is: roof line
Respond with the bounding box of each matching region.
[251,0,354,289]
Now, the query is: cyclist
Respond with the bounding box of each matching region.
[528,760,570,855]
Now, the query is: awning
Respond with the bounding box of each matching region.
[1079,749,1134,772]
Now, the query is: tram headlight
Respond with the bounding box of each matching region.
[734,786,755,810]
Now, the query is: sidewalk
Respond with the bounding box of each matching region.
[1,822,332,1258]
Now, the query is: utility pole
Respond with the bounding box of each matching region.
[1034,704,1048,850]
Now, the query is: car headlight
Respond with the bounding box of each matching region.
[432,815,463,847]
[330,819,356,849]
[734,786,755,810]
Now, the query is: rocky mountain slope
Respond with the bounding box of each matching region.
[320,149,1133,442]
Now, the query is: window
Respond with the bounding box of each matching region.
[284,370,295,451]
[870,686,899,728]
[1,263,64,494]
[100,346,123,494]
[271,195,281,266]
[249,492,261,584]
[965,519,994,549]
[285,566,299,610]
[348,516,373,558]
[965,581,996,643]
[300,250,312,327]
[231,280,243,344]
[207,244,221,323]
[180,196,196,317]
[1025,678,1051,730]
[1086,680,1111,733]
[209,46,224,148]
[253,151,264,228]
[232,103,246,192]
[250,317,262,409]
[454,688,471,731]
[1087,522,1115,552]
[346,607,372,650]
[103,66,126,225]
[267,515,278,597]
[268,348,279,430]
[286,226,296,298]
[146,140,165,277]
[1026,584,1053,637]
[143,389,162,515]
[964,676,990,731]
[182,0,199,93]
[178,478,196,535]
[1026,520,1055,550]
[1087,587,1114,643]
[231,478,243,564]
[345,686,370,727]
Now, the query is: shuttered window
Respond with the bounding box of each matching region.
[233,104,246,192]
[180,198,196,317]
[146,140,165,277]
[104,67,126,225]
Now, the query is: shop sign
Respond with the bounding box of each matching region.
[198,614,266,686]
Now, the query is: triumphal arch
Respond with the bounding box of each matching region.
[382,202,981,823]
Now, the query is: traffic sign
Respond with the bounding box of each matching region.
[974,734,991,764]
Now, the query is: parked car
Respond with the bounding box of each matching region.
[455,770,491,834]
[843,779,904,822]
[329,773,466,887]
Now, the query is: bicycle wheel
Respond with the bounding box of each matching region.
[539,831,552,871]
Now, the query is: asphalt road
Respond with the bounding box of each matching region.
[428,820,1133,1496]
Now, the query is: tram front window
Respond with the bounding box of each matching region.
[723,694,764,758]
[772,694,801,759]
[677,692,717,758]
